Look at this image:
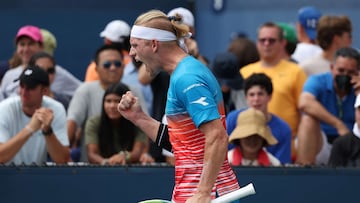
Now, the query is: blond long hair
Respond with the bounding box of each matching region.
[134,9,189,39]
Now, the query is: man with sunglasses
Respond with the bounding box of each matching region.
[240,22,307,161]
[28,51,71,110]
[0,66,70,165]
[66,44,147,162]
[84,20,132,82]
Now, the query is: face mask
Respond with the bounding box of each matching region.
[335,75,352,92]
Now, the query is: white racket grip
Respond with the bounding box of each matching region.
[211,183,256,203]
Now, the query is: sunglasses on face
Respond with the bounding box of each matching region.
[37,66,55,74]
[258,38,278,45]
[102,60,122,69]
[46,67,56,74]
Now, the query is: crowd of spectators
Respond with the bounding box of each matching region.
[1,6,360,168]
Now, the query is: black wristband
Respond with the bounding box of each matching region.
[42,127,53,136]
[156,123,172,152]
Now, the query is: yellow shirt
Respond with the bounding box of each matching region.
[240,60,307,137]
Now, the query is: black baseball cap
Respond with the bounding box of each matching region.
[14,66,50,88]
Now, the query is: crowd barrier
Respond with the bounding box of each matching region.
[1,164,358,203]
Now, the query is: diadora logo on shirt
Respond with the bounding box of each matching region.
[190,97,209,106]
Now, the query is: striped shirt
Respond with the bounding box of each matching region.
[166,56,239,202]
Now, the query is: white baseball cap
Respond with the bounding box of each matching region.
[100,20,130,43]
[355,94,360,108]
[167,7,194,27]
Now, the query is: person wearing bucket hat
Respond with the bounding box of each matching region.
[292,6,323,63]
[226,73,292,164]
[228,108,280,166]
[211,52,246,113]
[0,66,70,165]
[329,94,360,167]
[241,22,307,160]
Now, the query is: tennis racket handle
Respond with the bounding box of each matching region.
[212,183,256,203]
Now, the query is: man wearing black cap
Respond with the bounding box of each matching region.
[0,66,70,165]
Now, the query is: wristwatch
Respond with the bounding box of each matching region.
[42,127,53,136]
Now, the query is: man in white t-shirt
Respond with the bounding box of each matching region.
[0,67,70,165]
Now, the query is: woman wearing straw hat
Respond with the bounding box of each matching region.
[228,108,281,166]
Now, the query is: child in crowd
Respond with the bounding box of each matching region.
[228,108,281,166]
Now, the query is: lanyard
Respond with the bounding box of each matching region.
[336,95,343,119]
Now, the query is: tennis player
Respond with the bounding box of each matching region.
[118,9,240,203]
